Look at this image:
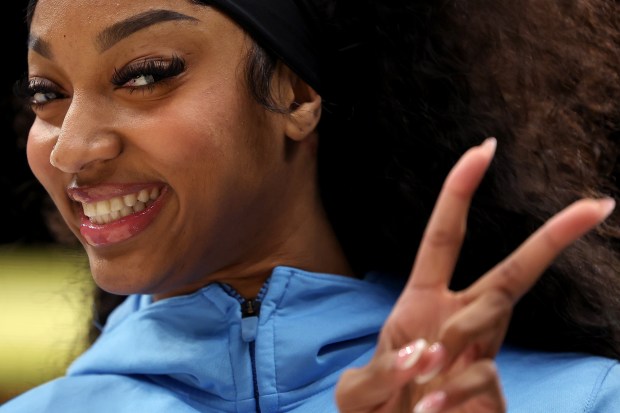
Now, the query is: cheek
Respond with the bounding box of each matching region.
[137,89,266,175]
[26,120,60,190]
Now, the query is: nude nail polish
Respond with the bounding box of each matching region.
[396,339,428,370]
[413,391,447,413]
[414,342,445,384]
[599,197,616,218]
[481,137,497,154]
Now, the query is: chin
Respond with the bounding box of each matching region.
[87,255,164,296]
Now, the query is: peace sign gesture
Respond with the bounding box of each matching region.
[335,138,615,413]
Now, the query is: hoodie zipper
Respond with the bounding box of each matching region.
[221,280,270,413]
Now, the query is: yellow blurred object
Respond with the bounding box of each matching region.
[0,245,93,403]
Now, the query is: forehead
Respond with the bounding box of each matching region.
[30,0,205,39]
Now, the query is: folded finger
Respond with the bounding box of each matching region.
[335,346,417,411]
[439,290,512,368]
[413,359,506,413]
[335,340,446,412]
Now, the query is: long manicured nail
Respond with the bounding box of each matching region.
[414,342,445,384]
[396,339,428,370]
[599,197,616,218]
[480,137,497,155]
[413,391,447,413]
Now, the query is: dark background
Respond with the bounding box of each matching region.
[2,2,55,245]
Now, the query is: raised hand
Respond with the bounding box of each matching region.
[335,138,615,413]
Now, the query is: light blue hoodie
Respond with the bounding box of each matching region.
[1,266,619,412]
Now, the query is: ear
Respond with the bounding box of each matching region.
[279,67,322,142]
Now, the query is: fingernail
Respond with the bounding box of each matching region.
[415,342,445,384]
[599,197,616,218]
[413,391,447,413]
[480,137,497,154]
[396,339,428,370]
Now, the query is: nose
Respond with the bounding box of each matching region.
[50,95,122,174]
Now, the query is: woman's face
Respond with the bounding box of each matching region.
[27,0,308,297]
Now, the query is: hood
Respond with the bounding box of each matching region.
[67,266,403,411]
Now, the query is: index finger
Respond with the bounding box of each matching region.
[463,197,615,303]
[407,138,497,290]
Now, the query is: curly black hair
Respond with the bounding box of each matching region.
[307,0,620,359]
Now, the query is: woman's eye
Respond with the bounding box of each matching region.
[124,74,156,88]
[112,55,186,91]
[32,91,61,105]
[13,77,66,109]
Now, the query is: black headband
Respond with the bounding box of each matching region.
[199,0,324,95]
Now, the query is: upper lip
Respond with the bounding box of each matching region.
[67,183,164,203]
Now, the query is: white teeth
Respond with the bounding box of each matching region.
[96,200,111,215]
[80,188,161,225]
[137,189,150,203]
[123,194,137,207]
[84,203,97,218]
[110,197,124,212]
[150,187,160,200]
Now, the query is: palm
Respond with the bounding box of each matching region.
[383,288,462,349]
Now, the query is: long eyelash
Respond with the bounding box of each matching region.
[111,55,186,88]
[13,74,31,102]
[13,75,62,109]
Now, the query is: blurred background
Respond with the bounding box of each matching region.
[1,2,94,403]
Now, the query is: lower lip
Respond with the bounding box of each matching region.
[79,188,168,247]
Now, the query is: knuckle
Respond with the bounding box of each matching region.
[442,319,474,342]
[334,367,367,404]
[473,360,506,411]
[368,355,391,377]
[334,368,357,392]
[494,259,526,300]
[497,259,523,282]
[333,373,352,402]
[367,353,401,384]
[476,359,499,382]
[484,290,514,316]
[425,226,465,249]
[541,227,564,251]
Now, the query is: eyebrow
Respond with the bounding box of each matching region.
[27,9,199,60]
[96,9,199,52]
[28,34,53,59]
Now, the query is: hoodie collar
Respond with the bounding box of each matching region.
[67,266,402,408]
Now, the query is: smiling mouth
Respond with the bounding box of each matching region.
[81,188,161,225]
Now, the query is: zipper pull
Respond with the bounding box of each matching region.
[241,299,261,343]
